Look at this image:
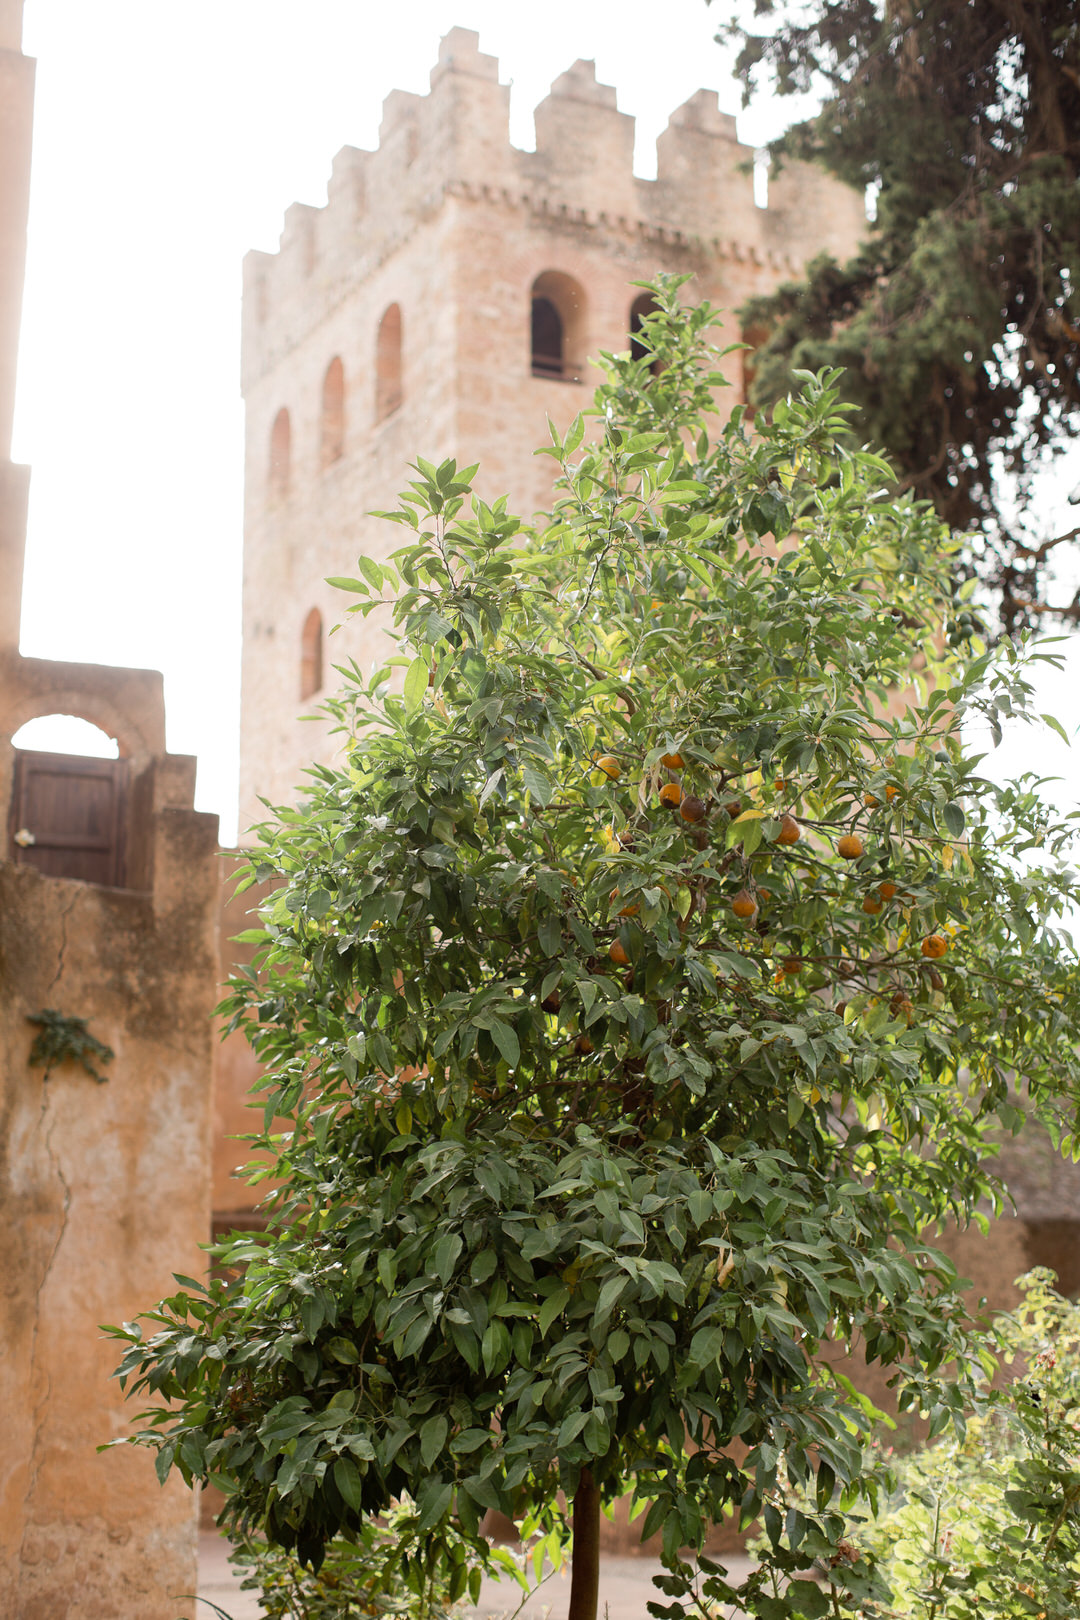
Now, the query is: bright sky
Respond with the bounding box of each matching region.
[11,0,1080,845]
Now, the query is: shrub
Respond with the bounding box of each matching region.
[109,278,1080,1620]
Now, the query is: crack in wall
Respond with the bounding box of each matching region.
[16,892,78,1596]
[46,889,77,997]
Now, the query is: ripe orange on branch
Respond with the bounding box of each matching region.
[837,834,864,860]
[609,939,630,966]
[659,782,683,809]
[659,751,685,770]
[777,815,801,846]
[680,795,707,824]
[731,889,758,920]
[921,934,949,959]
[594,754,622,781]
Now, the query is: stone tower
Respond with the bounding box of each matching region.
[238,28,865,831]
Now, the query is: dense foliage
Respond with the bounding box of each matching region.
[751,1271,1080,1617]
[224,1498,483,1620]
[716,0,1080,632]
[110,282,1080,1620]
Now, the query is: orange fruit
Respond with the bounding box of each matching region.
[541,990,561,1013]
[777,815,801,846]
[680,795,707,824]
[659,750,685,770]
[609,887,638,918]
[890,992,914,1022]
[659,782,683,809]
[723,799,742,819]
[837,834,864,860]
[864,793,880,809]
[862,895,882,915]
[877,880,898,901]
[885,784,899,802]
[595,754,621,781]
[921,934,948,959]
[731,889,757,920]
[609,939,630,967]
[782,956,803,975]
[575,1034,595,1055]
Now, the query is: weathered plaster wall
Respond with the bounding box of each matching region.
[0,790,219,1618]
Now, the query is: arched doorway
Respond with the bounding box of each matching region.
[9,716,129,886]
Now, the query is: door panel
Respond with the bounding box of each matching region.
[9,750,129,886]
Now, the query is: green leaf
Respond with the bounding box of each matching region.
[420,1414,448,1469]
[489,1019,520,1068]
[357,554,385,592]
[943,801,966,838]
[334,1456,365,1510]
[416,1477,454,1534]
[434,1231,463,1284]
[538,1287,570,1336]
[522,760,554,807]
[403,656,429,712]
[1041,711,1070,746]
[787,1579,830,1618]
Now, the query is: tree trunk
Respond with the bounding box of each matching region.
[568,1469,600,1620]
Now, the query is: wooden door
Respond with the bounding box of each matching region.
[9,749,130,887]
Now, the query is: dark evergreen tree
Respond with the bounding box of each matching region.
[716,0,1080,632]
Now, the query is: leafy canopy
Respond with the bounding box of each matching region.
[715,0,1080,632]
[110,280,1080,1620]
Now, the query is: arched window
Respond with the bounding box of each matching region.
[269,407,291,497]
[531,297,563,377]
[300,608,323,701]
[530,272,586,382]
[629,292,662,373]
[375,304,403,422]
[321,357,345,467]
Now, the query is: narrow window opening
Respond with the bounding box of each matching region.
[375,304,403,422]
[321,357,345,467]
[529,272,586,383]
[269,407,291,497]
[300,608,323,702]
[531,297,564,377]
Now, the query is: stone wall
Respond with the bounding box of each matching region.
[237,28,865,832]
[0,774,219,1617]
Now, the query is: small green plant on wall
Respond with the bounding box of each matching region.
[28,1008,113,1083]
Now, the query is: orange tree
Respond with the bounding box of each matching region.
[110,279,1080,1620]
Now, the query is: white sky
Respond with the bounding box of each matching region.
[11,0,1080,845]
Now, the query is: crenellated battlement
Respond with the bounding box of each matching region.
[241,27,864,387]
